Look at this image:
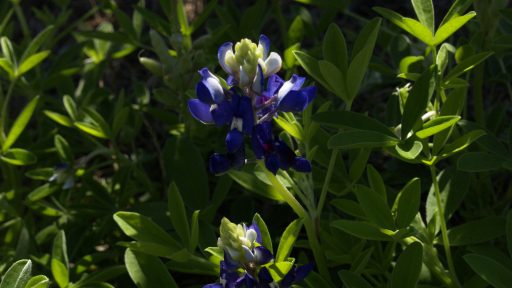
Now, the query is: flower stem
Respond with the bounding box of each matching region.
[429,165,461,288]
[316,149,338,215]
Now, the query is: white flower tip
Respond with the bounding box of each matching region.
[264,52,282,77]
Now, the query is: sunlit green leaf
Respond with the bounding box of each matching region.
[444,51,493,82]
[416,116,460,139]
[433,11,476,45]
[276,219,303,262]
[0,259,32,288]
[51,231,69,288]
[3,96,40,152]
[373,7,433,45]
[1,148,37,166]
[43,110,73,127]
[16,50,50,77]
[412,0,435,33]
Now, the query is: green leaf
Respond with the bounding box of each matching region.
[27,184,59,202]
[124,249,178,288]
[373,7,433,45]
[0,57,14,78]
[354,185,395,229]
[440,0,474,26]
[228,170,284,201]
[266,262,294,282]
[163,137,209,210]
[433,12,476,46]
[328,130,399,150]
[318,60,347,101]
[43,110,73,127]
[0,259,32,288]
[25,168,54,180]
[16,51,50,77]
[338,270,372,288]
[457,152,505,172]
[392,178,421,228]
[401,65,436,139]
[1,148,37,166]
[366,165,386,200]
[437,43,455,74]
[1,37,16,67]
[167,182,190,244]
[464,254,512,288]
[113,212,183,258]
[347,18,381,101]
[412,0,435,33]
[416,116,460,139]
[139,57,163,76]
[276,219,303,262]
[253,213,273,254]
[3,96,39,152]
[75,122,108,139]
[293,51,331,92]
[274,115,303,142]
[62,95,78,120]
[331,220,393,241]
[24,275,49,288]
[323,23,348,72]
[440,129,486,157]
[390,242,423,288]
[313,111,395,137]
[176,0,190,35]
[51,231,69,288]
[443,216,506,246]
[395,140,423,160]
[399,56,424,74]
[20,25,55,63]
[54,135,74,162]
[349,148,370,183]
[444,52,493,82]
[188,210,200,252]
[507,210,512,258]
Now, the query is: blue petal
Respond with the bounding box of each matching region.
[275,140,296,170]
[202,284,223,288]
[251,134,265,159]
[235,273,255,288]
[251,64,264,94]
[218,42,234,74]
[209,153,231,175]
[188,99,214,124]
[237,96,254,134]
[259,34,270,59]
[196,81,215,104]
[302,86,317,105]
[292,157,312,173]
[226,129,244,153]
[248,222,263,244]
[198,68,225,103]
[257,267,274,285]
[294,263,314,282]
[277,90,309,112]
[265,74,284,97]
[254,122,273,145]
[277,74,305,101]
[265,153,280,175]
[254,246,273,265]
[211,101,233,126]
[231,147,246,169]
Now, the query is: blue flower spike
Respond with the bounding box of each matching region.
[190,35,315,175]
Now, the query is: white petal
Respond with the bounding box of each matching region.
[263,52,282,77]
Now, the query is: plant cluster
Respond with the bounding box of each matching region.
[1,0,511,288]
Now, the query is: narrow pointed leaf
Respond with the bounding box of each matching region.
[415,116,460,139]
[253,213,273,254]
[51,231,69,288]
[3,96,40,152]
[328,130,399,150]
[373,7,433,45]
[125,249,178,288]
[293,51,332,92]
[392,178,421,228]
[323,23,348,72]
[313,111,395,137]
[444,52,493,82]
[433,12,476,46]
[401,66,436,139]
[331,220,393,241]
[276,219,303,262]
[20,25,55,62]
[16,51,50,77]
[167,182,190,244]
[464,254,512,288]
[43,110,73,127]
[1,148,37,166]
[390,242,423,288]
[412,0,435,33]
[354,185,395,229]
[319,60,347,101]
[440,0,474,26]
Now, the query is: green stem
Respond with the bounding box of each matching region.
[429,165,461,288]
[316,149,338,215]
[401,236,455,288]
[304,216,330,281]
[259,161,306,218]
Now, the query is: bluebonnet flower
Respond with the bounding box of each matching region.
[189,35,315,175]
[49,163,75,189]
[252,122,311,175]
[204,218,313,287]
[218,35,282,87]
